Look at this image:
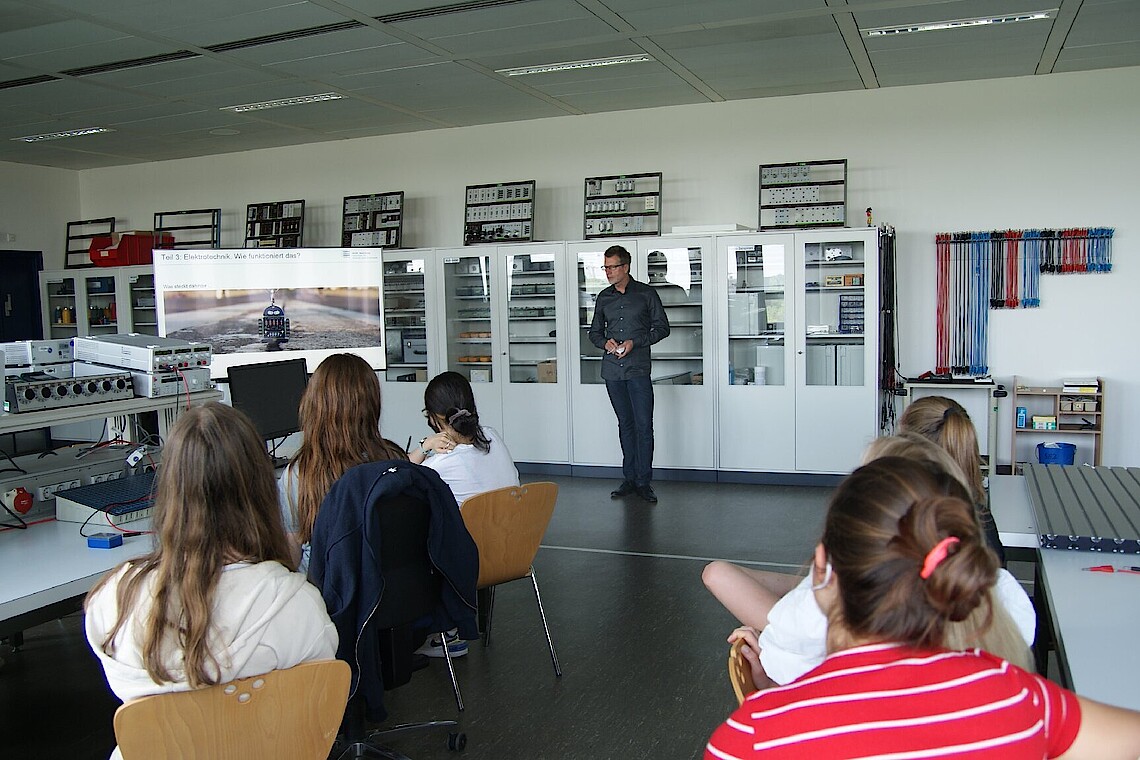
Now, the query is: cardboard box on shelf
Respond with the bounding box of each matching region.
[537,359,557,383]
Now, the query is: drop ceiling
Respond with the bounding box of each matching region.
[0,0,1135,169]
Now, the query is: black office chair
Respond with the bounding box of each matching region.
[309,462,478,760]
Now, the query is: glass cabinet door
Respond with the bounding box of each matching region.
[382,257,428,383]
[127,270,158,335]
[505,251,558,384]
[802,239,867,386]
[443,254,494,383]
[83,273,119,335]
[43,274,79,339]
[726,242,786,386]
[576,249,608,384]
[645,245,704,384]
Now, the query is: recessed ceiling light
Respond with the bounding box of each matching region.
[209,128,241,136]
[862,10,1053,37]
[496,54,654,77]
[12,126,114,143]
[219,92,343,113]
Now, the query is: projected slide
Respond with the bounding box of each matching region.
[153,248,385,376]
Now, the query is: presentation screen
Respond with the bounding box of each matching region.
[153,247,385,378]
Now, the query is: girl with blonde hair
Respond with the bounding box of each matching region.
[85,402,337,758]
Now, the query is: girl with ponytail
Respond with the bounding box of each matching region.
[409,371,519,506]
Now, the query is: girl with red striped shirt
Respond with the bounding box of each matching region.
[705,457,1140,759]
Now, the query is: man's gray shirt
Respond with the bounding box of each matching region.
[587,278,670,381]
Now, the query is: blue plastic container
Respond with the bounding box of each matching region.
[1037,442,1076,465]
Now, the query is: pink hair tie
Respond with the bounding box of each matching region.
[920,537,960,579]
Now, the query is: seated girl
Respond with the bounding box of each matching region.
[705,456,1140,759]
[704,398,1033,687]
[279,353,406,572]
[85,402,337,759]
[408,371,519,506]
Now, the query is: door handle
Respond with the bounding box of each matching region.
[3,293,11,317]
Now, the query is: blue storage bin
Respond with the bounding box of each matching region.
[1037,442,1076,465]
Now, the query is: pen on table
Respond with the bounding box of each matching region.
[1118,566,1140,575]
[1081,564,1115,573]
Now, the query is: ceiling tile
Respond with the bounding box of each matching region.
[87,56,284,96]
[600,0,815,31]
[1065,0,1140,47]
[393,0,620,56]
[0,78,159,115]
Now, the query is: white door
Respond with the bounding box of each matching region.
[716,233,797,472]
[794,229,878,473]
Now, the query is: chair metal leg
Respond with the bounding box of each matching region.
[481,585,496,648]
[529,567,562,677]
[439,630,465,712]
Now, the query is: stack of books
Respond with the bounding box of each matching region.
[1062,378,1100,394]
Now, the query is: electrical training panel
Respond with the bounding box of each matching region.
[759,160,847,230]
[583,172,662,239]
[463,180,535,245]
[245,200,304,248]
[343,192,404,248]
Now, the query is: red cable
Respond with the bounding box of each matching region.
[935,233,950,373]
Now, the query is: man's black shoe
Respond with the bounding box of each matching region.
[637,485,658,503]
[610,481,637,498]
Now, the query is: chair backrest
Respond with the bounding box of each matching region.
[460,482,558,588]
[114,659,350,760]
[728,638,757,705]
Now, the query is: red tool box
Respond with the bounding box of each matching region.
[89,231,174,266]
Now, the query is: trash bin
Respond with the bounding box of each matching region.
[1037,442,1076,465]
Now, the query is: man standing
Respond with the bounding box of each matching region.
[588,245,670,503]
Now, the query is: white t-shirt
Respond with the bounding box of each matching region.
[423,426,519,506]
[758,568,1036,686]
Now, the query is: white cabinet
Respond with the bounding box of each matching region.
[386,245,572,465]
[380,229,878,477]
[716,229,878,474]
[40,265,158,340]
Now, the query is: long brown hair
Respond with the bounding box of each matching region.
[899,396,985,504]
[85,402,292,688]
[290,353,405,543]
[823,457,998,652]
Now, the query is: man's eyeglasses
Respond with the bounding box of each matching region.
[601,263,627,272]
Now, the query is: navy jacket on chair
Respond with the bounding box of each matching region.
[308,460,479,720]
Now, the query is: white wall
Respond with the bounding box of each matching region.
[0,159,79,262]
[74,66,1140,466]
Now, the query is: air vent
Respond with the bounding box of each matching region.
[207,21,361,53]
[0,74,58,91]
[64,51,199,77]
[378,0,530,24]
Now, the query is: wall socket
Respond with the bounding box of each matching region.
[37,479,81,501]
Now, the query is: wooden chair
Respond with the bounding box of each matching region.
[729,638,758,705]
[113,659,350,760]
[460,482,562,677]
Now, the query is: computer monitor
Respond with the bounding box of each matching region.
[226,358,309,441]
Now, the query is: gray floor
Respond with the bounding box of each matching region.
[0,475,835,759]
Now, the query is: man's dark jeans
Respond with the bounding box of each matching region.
[605,375,654,486]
